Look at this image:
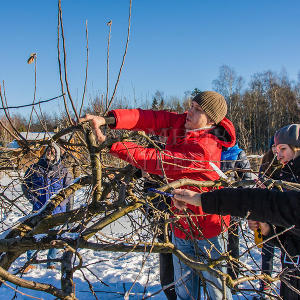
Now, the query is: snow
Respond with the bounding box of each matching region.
[1,247,163,299]
[7,132,73,148]
[7,132,55,149]
[0,219,164,299]
[0,173,281,299]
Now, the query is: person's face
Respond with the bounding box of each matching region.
[185,101,214,130]
[46,147,56,162]
[276,144,294,164]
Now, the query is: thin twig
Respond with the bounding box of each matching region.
[0,94,65,110]
[104,0,132,114]
[57,0,73,124]
[26,53,37,137]
[58,0,79,122]
[105,20,112,109]
[79,20,89,117]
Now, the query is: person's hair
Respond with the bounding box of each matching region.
[288,145,300,158]
[260,148,283,177]
[261,149,275,171]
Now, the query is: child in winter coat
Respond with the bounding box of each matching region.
[22,143,73,272]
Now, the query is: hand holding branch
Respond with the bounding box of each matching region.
[173,189,202,210]
[79,114,107,143]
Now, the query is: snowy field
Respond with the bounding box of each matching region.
[0,173,281,299]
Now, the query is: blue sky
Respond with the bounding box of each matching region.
[1,0,300,115]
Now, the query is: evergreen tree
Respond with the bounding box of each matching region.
[151,98,159,110]
[191,88,201,97]
[159,98,165,110]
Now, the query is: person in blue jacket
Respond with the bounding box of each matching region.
[22,143,73,271]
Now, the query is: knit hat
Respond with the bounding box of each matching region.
[192,91,227,124]
[274,124,300,147]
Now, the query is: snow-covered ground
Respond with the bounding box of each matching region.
[0,173,281,299]
[2,242,164,299]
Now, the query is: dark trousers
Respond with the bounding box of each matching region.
[261,242,275,276]
[227,217,240,279]
[159,252,177,300]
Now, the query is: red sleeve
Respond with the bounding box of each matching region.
[109,109,186,136]
[109,141,210,176]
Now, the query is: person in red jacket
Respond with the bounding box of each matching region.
[80,91,236,300]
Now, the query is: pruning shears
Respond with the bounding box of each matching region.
[254,226,263,248]
[147,188,174,197]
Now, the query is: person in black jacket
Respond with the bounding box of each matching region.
[173,124,300,299]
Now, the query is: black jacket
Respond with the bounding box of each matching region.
[277,155,300,184]
[204,156,300,242]
[202,156,300,299]
[202,188,300,238]
[202,187,300,298]
[203,183,300,259]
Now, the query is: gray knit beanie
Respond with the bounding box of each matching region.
[192,91,227,124]
[274,124,300,147]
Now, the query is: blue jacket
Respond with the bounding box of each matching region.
[221,144,252,180]
[22,157,73,214]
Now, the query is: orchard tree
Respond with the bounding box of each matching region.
[0,2,299,300]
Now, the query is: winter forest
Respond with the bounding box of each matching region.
[1,0,300,300]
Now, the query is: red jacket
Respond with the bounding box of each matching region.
[109,109,236,239]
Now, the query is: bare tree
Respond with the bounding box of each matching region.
[1,2,300,300]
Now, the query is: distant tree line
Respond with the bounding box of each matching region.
[212,65,300,153]
[146,66,300,153]
[2,65,300,153]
